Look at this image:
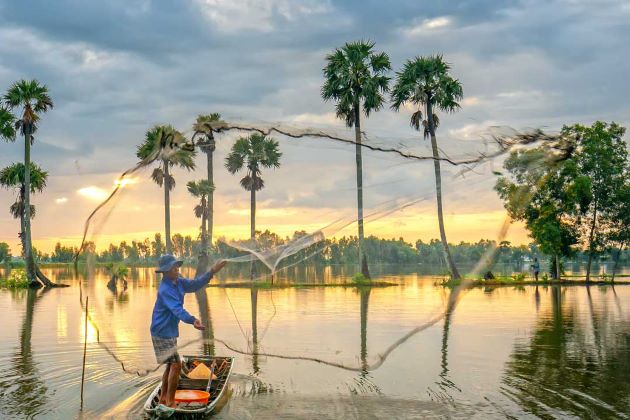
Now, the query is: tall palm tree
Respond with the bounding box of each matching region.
[321,40,391,278]
[137,125,195,254]
[391,55,463,280]
[0,163,48,252]
[192,113,224,250]
[225,133,281,241]
[3,80,53,285]
[187,180,215,251]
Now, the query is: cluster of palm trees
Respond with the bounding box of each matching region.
[0,80,56,287]
[136,117,282,271]
[322,41,463,279]
[1,41,464,285]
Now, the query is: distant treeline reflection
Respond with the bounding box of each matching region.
[14,230,630,270]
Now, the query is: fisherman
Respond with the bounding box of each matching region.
[150,254,227,408]
[531,257,540,282]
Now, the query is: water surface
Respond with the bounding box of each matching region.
[0,266,628,419]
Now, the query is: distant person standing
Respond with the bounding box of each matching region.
[531,257,540,282]
[150,254,227,409]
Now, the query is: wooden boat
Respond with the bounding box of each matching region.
[144,355,234,416]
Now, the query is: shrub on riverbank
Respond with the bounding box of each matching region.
[0,269,29,288]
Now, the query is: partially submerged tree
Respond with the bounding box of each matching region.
[225,133,281,242]
[322,40,391,279]
[391,55,463,280]
[3,80,54,287]
[137,125,195,254]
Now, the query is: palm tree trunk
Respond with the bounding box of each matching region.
[250,180,256,241]
[585,201,598,283]
[207,148,214,248]
[354,102,370,278]
[19,187,27,254]
[23,129,37,284]
[250,176,256,280]
[164,161,172,254]
[427,100,460,280]
[199,195,208,252]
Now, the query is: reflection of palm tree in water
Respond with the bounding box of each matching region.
[360,288,370,374]
[0,289,49,417]
[251,288,260,374]
[195,255,215,357]
[436,305,461,396]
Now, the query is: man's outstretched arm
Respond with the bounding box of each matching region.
[181,260,228,293]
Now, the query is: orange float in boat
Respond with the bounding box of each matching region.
[174,390,210,404]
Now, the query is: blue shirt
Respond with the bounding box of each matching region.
[150,271,213,338]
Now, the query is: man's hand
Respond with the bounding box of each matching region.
[193,318,206,330]
[211,259,227,275]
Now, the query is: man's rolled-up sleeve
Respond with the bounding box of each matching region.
[182,271,213,293]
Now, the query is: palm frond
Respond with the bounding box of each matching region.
[0,107,16,142]
[390,55,463,130]
[3,79,53,113]
[322,40,391,125]
[410,110,422,131]
[151,167,164,187]
[0,162,48,192]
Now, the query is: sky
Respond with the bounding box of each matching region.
[1,0,629,253]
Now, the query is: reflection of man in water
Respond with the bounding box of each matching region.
[531,257,540,282]
[150,254,227,408]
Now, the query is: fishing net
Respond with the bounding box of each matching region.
[73,119,573,375]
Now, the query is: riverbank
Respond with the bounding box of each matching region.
[442,277,630,287]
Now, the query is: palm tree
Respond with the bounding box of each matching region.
[137,125,195,254]
[321,40,391,278]
[391,55,463,280]
[192,113,224,250]
[187,180,215,251]
[225,133,281,241]
[0,163,48,252]
[3,80,53,286]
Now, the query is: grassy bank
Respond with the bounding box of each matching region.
[441,276,630,288]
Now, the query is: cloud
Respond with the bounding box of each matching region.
[77,186,109,201]
[194,0,332,32]
[55,197,68,204]
[403,16,453,36]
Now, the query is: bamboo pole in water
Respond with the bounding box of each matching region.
[80,296,88,410]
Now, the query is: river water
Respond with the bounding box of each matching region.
[0,266,628,419]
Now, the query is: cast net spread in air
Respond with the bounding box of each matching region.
[74,119,573,374]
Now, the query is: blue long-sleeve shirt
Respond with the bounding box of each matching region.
[150,271,213,338]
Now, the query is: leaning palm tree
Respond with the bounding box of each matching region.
[3,80,53,286]
[137,125,195,254]
[187,180,215,251]
[321,40,391,278]
[225,133,281,241]
[391,55,463,279]
[0,163,48,252]
[192,113,224,249]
